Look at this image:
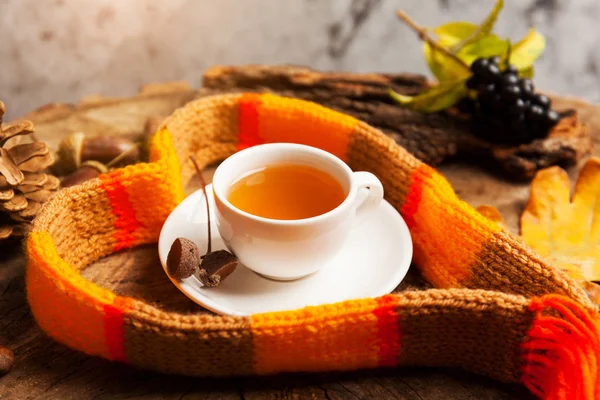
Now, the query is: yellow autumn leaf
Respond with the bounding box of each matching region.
[521,157,600,282]
[478,159,600,303]
[510,28,545,71]
[389,80,468,112]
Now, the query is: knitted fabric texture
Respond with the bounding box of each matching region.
[26,93,600,400]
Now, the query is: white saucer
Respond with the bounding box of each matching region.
[158,185,413,317]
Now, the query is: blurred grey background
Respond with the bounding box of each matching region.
[1,0,598,120]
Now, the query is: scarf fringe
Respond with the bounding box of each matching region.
[521,295,600,400]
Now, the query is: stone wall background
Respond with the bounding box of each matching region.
[1,0,599,120]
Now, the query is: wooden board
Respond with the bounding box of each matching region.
[3,82,599,399]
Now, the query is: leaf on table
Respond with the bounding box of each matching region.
[520,158,600,282]
[390,80,467,112]
[477,158,600,303]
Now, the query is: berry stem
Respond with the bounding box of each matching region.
[190,155,211,255]
[396,9,469,71]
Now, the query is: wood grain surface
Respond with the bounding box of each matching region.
[2,83,599,399]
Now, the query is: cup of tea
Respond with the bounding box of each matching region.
[211,143,384,280]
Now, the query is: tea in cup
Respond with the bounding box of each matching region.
[212,143,383,280]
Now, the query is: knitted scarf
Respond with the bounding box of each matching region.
[26,93,600,400]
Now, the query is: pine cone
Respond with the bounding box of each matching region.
[0,101,58,240]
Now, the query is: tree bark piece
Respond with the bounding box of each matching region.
[203,65,592,180]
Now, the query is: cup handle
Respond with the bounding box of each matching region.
[352,171,384,221]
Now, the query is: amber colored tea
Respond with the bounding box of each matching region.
[227,164,346,220]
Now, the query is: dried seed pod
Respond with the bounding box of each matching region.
[15,201,41,220]
[56,132,84,174]
[61,161,107,188]
[187,155,239,288]
[10,172,47,187]
[56,132,140,174]
[0,220,27,238]
[8,142,50,165]
[81,136,139,166]
[0,120,34,146]
[17,151,54,173]
[0,194,27,212]
[0,148,24,186]
[0,225,11,240]
[0,101,59,241]
[22,189,55,203]
[196,250,238,287]
[167,237,201,280]
[0,188,13,201]
[42,175,61,190]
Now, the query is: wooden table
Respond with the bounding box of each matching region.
[1,87,598,399]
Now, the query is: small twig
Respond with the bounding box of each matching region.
[396,9,469,70]
[189,155,211,254]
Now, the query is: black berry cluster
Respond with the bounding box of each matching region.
[464,56,560,144]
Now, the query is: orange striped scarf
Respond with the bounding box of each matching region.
[27,93,600,399]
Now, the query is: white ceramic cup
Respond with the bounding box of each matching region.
[212,143,384,281]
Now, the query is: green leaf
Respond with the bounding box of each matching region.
[457,35,509,65]
[510,28,545,70]
[424,22,479,81]
[425,33,508,81]
[423,0,506,82]
[423,43,471,82]
[450,0,504,53]
[432,22,477,48]
[389,80,468,113]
